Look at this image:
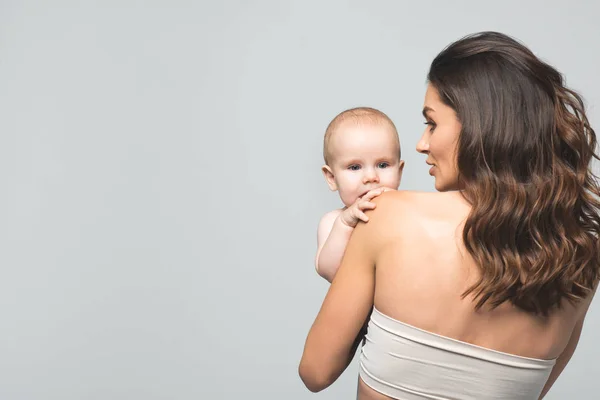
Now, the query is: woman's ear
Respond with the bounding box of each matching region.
[321,165,338,191]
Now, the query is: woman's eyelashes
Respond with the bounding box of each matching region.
[424,120,437,132]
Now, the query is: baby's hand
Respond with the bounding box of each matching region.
[339,188,393,228]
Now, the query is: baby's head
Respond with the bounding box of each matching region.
[322,107,404,207]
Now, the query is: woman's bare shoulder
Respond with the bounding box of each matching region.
[373,189,430,202]
[368,190,470,222]
[372,189,463,207]
[363,190,426,226]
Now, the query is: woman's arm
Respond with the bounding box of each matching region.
[538,317,585,399]
[299,211,378,392]
[538,287,596,399]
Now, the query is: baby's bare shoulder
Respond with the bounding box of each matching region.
[320,208,342,223]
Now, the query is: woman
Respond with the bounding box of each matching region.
[299,31,600,399]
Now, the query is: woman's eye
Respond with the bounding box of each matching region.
[424,121,437,131]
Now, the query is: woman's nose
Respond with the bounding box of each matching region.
[416,135,430,154]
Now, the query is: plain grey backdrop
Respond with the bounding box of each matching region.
[1,1,599,399]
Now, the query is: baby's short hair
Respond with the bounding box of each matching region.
[323,107,400,165]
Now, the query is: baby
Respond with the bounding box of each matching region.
[316,107,404,282]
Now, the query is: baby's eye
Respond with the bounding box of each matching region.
[348,165,361,171]
[378,162,390,168]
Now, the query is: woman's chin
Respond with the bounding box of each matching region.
[434,180,451,192]
[434,179,443,191]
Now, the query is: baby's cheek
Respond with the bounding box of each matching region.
[384,170,401,182]
[339,190,357,207]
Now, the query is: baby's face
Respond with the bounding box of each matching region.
[324,122,403,207]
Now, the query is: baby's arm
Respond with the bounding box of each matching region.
[315,188,390,282]
[315,210,354,283]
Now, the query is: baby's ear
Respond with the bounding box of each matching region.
[398,160,405,180]
[321,165,337,191]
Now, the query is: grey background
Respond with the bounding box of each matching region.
[1,1,598,399]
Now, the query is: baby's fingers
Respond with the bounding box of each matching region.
[355,210,369,223]
[362,188,385,201]
[357,200,376,211]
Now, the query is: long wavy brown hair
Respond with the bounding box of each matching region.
[428,31,600,315]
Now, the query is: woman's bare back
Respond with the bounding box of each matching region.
[357,190,594,399]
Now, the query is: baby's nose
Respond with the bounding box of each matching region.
[363,171,380,184]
